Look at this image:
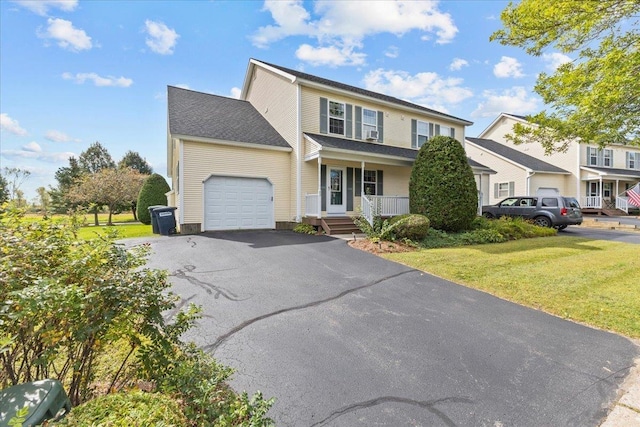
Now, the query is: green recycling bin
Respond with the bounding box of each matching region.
[147,205,166,234]
[0,379,72,426]
[154,206,177,235]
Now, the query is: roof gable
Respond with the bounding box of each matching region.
[168,86,290,149]
[466,137,570,174]
[249,59,473,126]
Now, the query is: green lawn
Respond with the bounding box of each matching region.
[76,223,155,240]
[25,212,138,225]
[384,236,640,338]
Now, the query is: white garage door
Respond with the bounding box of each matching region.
[203,176,274,231]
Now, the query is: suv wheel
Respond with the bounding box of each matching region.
[534,216,552,228]
[482,212,494,219]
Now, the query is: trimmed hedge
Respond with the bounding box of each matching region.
[389,214,430,240]
[409,135,478,232]
[136,173,171,225]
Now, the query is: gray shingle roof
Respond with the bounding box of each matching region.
[256,59,473,125]
[168,86,291,149]
[582,166,640,178]
[305,133,493,171]
[466,137,570,174]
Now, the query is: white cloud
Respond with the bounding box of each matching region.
[230,87,241,99]
[144,20,179,55]
[363,68,473,110]
[0,113,28,136]
[296,43,366,67]
[449,58,469,71]
[13,0,77,16]
[252,0,457,67]
[471,87,539,118]
[39,18,92,52]
[22,141,42,152]
[493,56,524,78]
[45,129,79,142]
[62,72,133,87]
[384,45,399,58]
[1,148,76,163]
[542,52,572,71]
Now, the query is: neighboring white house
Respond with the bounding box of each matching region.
[167,59,495,234]
[466,113,640,214]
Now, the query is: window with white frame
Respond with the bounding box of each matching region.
[603,149,612,167]
[363,170,378,196]
[329,101,345,135]
[588,147,598,166]
[362,108,377,139]
[440,125,452,138]
[627,152,640,169]
[417,120,430,148]
[587,146,613,167]
[497,182,510,198]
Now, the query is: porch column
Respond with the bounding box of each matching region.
[599,176,603,208]
[317,155,322,218]
[360,161,365,211]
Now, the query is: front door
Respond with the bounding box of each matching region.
[326,166,346,215]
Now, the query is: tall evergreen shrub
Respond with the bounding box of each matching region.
[409,135,478,232]
[137,173,171,225]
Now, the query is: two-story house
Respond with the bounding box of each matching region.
[465,113,640,214]
[167,59,494,234]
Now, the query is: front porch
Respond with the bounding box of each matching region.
[581,167,640,215]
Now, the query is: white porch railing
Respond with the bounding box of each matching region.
[582,196,602,209]
[305,193,320,218]
[616,196,629,214]
[361,195,410,225]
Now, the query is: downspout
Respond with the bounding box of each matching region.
[296,83,302,222]
[526,171,536,196]
[179,139,185,228]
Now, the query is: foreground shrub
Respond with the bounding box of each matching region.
[293,223,316,234]
[388,214,430,240]
[136,173,171,225]
[56,391,187,426]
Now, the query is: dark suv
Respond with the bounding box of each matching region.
[482,196,583,229]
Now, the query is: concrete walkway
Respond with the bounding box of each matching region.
[581,215,640,232]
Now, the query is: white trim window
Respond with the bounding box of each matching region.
[329,101,345,135]
[440,125,452,138]
[363,170,377,196]
[494,181,515,198]
[417,120,431,148]
[362,108,377,139]
[603,149,612,167]
[626,152,640,170]
[587,146,613,167]
[497,182,510,198]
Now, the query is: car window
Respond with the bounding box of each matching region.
[541,198,558,207]
[563,197,581,208]
[518,198,536,207]
[500,198,519,206]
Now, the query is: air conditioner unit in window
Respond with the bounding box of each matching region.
[366,130,379,141]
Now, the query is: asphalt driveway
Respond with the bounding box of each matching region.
[140,231,638,426]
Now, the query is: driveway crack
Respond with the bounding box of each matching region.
[171,265,249,301]
[204,269,414,353]
[309,395,474,427]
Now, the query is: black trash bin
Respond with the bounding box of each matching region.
[154,206,177,235]
[148,205,166,234]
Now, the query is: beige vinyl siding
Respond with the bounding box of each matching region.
[181,140,291,225]
[466,143,528,203]
[530,174,569,195]
[300,86,465,150]
[581,144,640,169]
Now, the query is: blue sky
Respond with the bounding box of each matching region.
[0,0,571,201]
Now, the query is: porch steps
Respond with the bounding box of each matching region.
[582,208,628,216]
[320,216,360,235]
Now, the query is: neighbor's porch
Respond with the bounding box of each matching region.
[581,176,640,215]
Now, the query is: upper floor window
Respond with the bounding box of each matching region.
[413,120,456,149]
[440,125,453,138]
[627,152,640,170]
[329,101,345,135]
[586,146,613,167]
[417,120,431,148]
[362,108,377,140]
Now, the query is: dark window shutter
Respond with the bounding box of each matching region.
[320,98,328,134]
[411,119,417,148]
[355,168,362,196]
[347,167,353,211]
[494,183,499,198]
[508,181,515,197]
[377,111,384,143]
[355,106,362,140]
[435,124,441,136]
[377,170,383,196]
[321,165,327,210]
[450,127,455,138]
[345,104,353,138]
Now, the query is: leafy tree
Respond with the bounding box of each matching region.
[67,168,146,225]
[0,174,8,204]
[50,157,84,214]
[1,167,31,201]
[491,0,640,152]
[409,136,478,232]
[35,187,51,215]
[118,151,153,220]
[137,174,170,225]
[78,141,116,174]
[118,150,153,175]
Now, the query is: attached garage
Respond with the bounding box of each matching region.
[203,175,274,231]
